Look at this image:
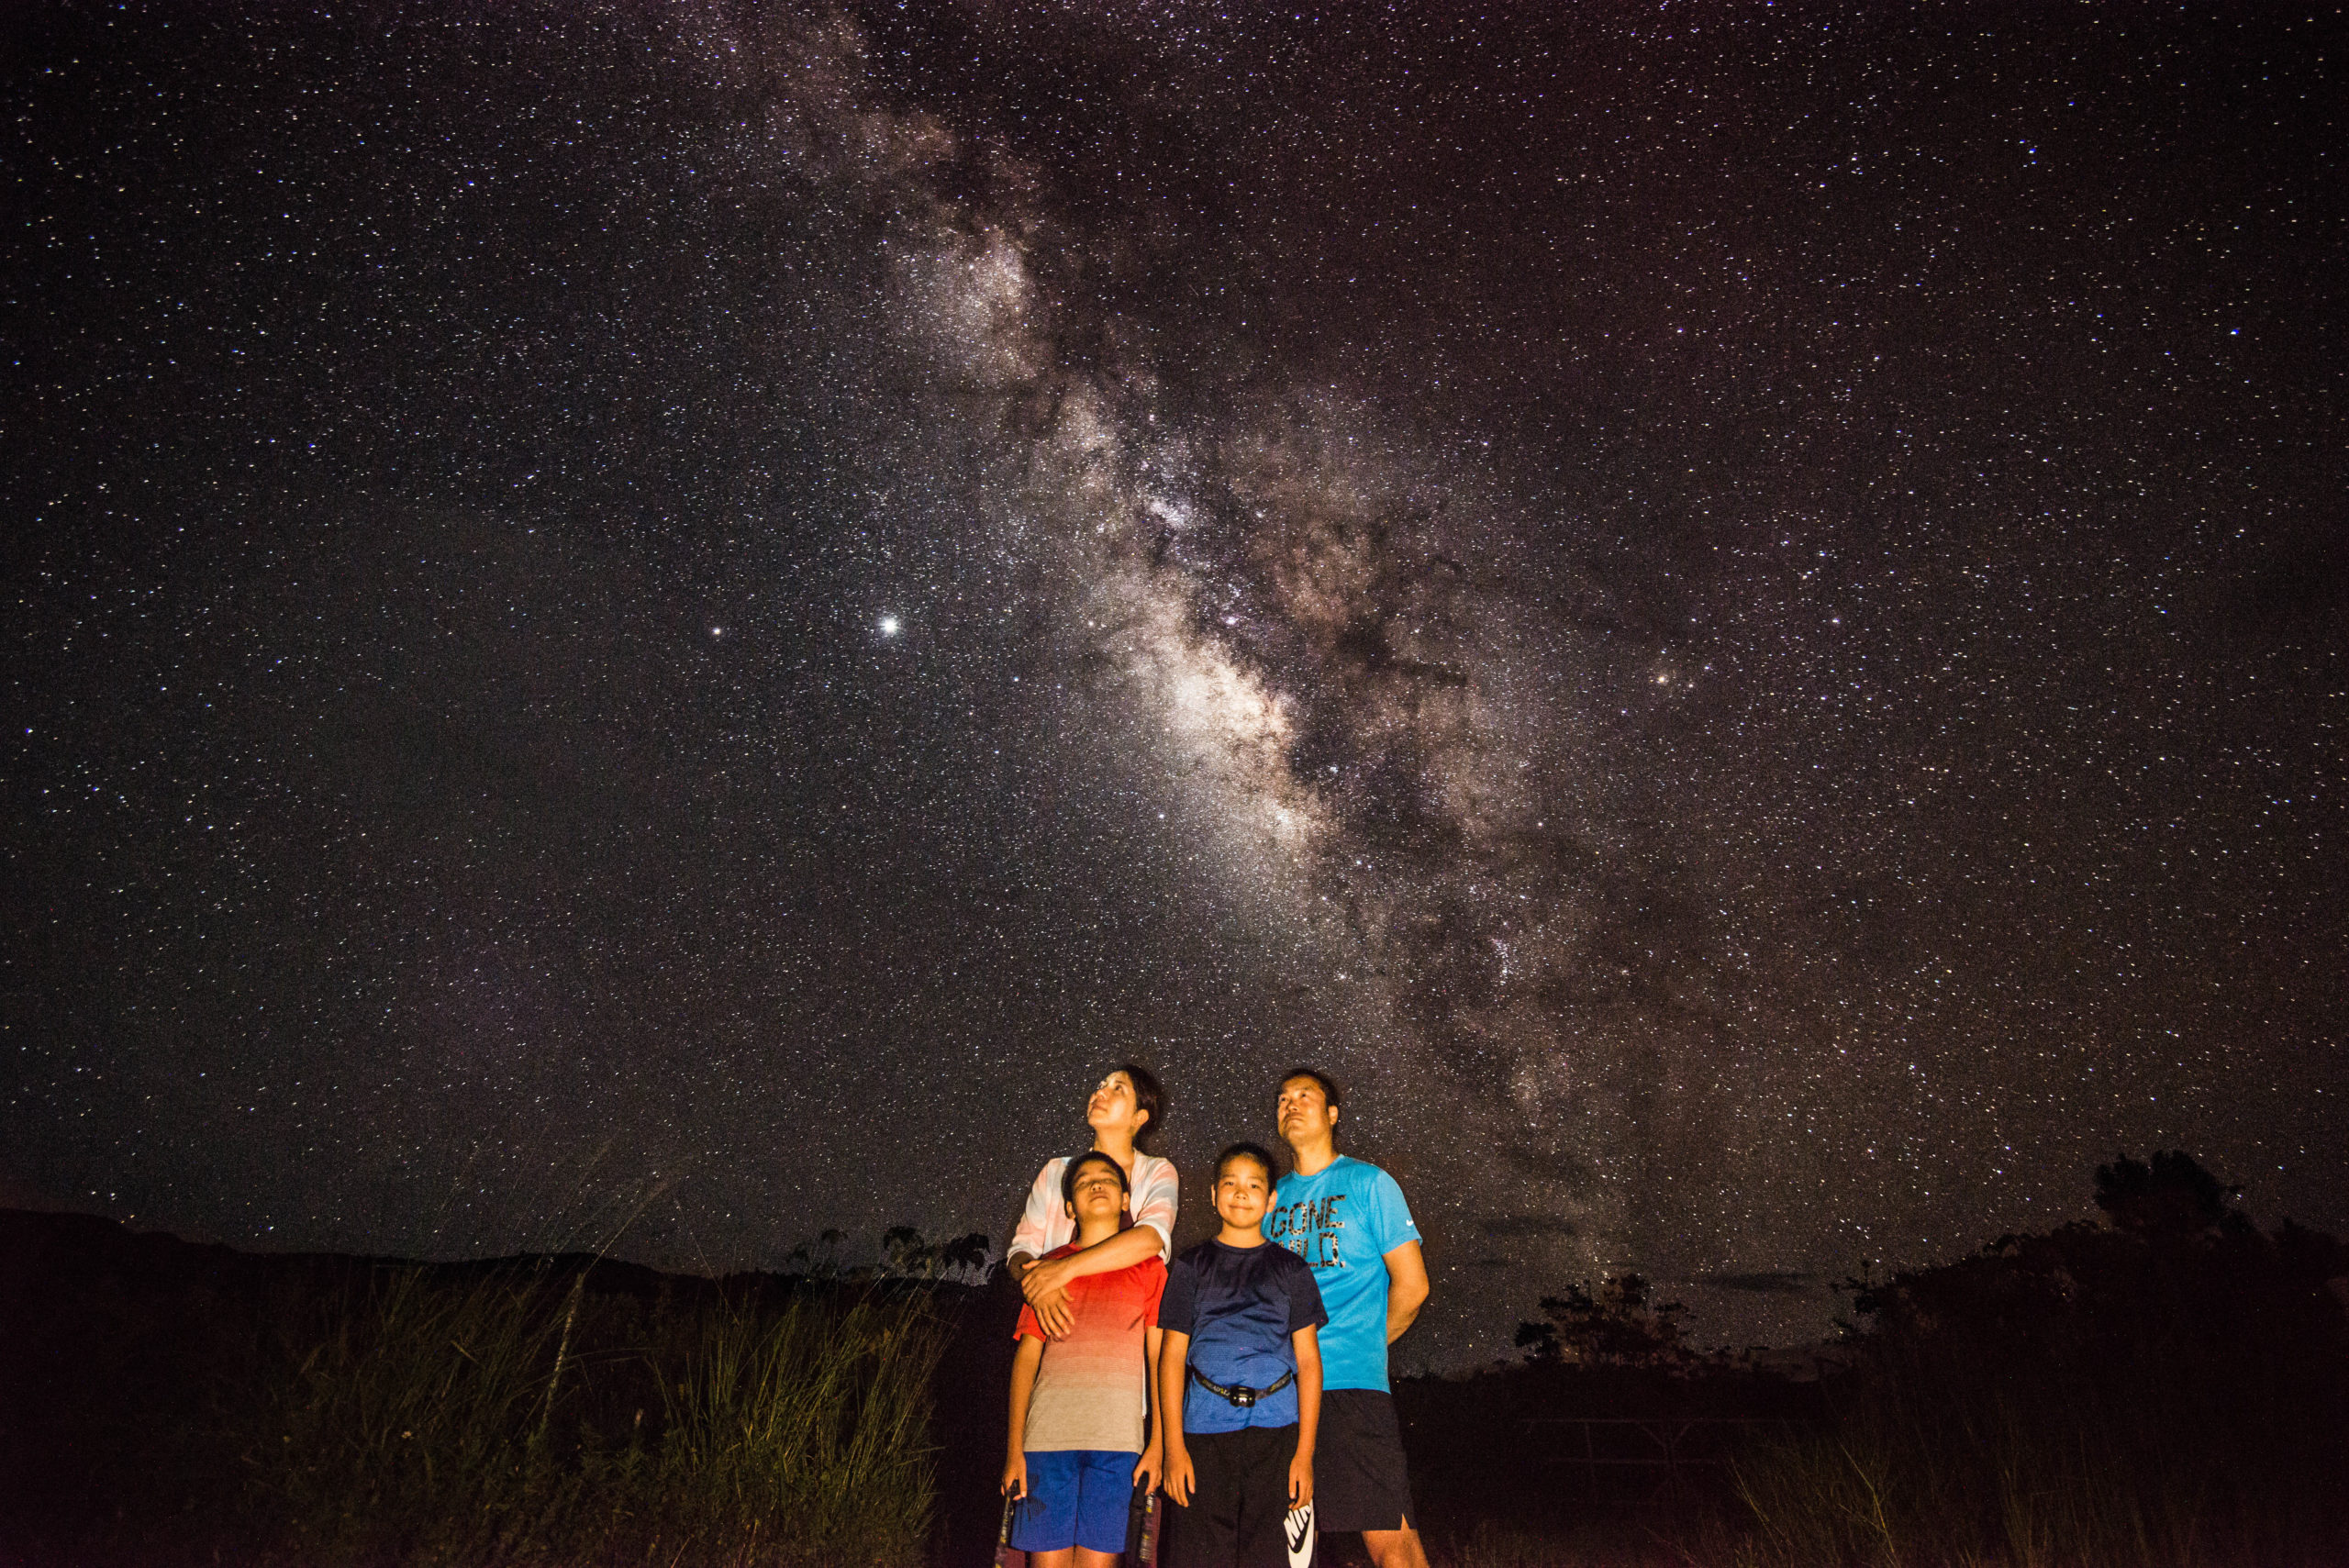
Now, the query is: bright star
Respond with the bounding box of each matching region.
[878,615,901,638]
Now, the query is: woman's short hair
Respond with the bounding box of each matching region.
[1215,1141,1279,1184]
[1062,1149,1130,1209]
[1116,1061,1165,1151]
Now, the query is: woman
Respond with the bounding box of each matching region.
[1008,1062,1177,1337]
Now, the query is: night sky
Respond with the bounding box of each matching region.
[6,1,2342,1359]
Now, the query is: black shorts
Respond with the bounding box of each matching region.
[1166,1423,1296,1568]
[1313,1388,1417,1534]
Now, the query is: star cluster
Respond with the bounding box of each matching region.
[5,1,2341,1356]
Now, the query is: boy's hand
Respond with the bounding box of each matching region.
[1287,1451,1313,1508]
[1162,1445,1196,1507]
[1133,1439,1162,1495]
[1000,1452,1028,1500]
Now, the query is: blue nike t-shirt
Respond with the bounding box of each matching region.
[1160,1238,1328,1434]
[1265,1155,1420,1392]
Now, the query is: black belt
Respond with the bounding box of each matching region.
[1188,1364,1294,1408]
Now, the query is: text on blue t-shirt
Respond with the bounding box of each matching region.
[1264,1156,1420,1393]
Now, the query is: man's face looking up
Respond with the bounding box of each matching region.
[1277,1075,1338,1147]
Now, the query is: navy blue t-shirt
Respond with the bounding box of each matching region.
[1159,1238,1328,1433]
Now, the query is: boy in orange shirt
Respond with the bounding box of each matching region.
[1003,1150,1168,1567]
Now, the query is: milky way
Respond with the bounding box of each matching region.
[6,2,2341,1357]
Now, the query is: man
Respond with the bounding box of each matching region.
[1264,1068,1431,1568]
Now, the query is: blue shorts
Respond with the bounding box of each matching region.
[1012,1448,1137,1554]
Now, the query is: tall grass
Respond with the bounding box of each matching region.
[252,1262,585,1562]
[647,1290,943,1563]
[1437,1518,1726,1567]
[241,1262,949,1566]
[1729,1398,2221,1568]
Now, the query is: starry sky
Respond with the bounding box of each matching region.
[5,1,2342,1358]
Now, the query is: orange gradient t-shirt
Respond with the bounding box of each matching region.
[1015,1244,1168,1453]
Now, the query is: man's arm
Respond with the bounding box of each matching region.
[1382,1240,1430,1344]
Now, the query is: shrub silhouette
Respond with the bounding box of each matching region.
[1515,1273,1694,1368]
[1734,1152,2349,1567]
[2091,1148,2245,1239]
[0,1214,973,1566]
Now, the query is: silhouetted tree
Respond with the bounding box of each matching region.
[882,1225,927,1272]
[1800,1151,2349,1564]
[2093,1149,2244,1239]
[1515,1274,1690,1366]
[784,1227,851,1277]
[782,1227,993,1282]
[882,1226,996,1281]
[934,1230,993,1278]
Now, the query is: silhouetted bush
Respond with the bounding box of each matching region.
[0,1212,966,1566]
[239,1263,948,1565]
[1514,1273,1695,1369]
[1735,1153,2349,1567]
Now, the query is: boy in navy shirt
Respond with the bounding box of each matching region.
[1159,1143,1327,1568]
